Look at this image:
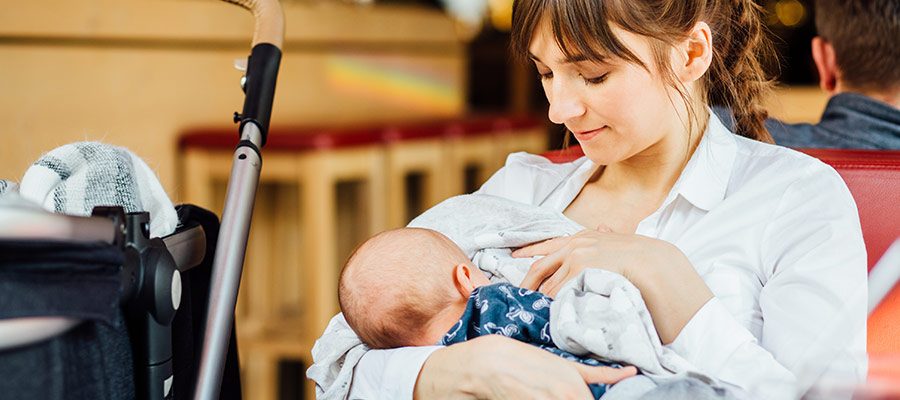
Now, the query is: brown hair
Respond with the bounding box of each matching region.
[511,0,777,142]
[815,0,900,92]
[338,228,462,349]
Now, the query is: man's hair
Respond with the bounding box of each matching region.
[338,228,470,349]
[815,0,900,91]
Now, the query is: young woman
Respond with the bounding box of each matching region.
[309,0,867,398]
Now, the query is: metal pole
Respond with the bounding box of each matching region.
[194,123,263,400]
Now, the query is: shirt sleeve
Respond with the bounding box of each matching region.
[668,163,868,399]
[348,346,442,400]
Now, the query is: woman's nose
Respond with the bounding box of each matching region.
[546,81,586,125]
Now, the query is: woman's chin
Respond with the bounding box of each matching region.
[579,145,623,166]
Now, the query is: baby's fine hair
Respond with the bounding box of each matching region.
[338,228,470,349]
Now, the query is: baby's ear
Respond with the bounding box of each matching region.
[452,264,478,298]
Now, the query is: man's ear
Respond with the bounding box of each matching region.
[812,36,839,94]
[452,264,478,299]
[676,21,713,83]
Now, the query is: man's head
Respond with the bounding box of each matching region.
[812,0,900,101]
[338,228,492,349]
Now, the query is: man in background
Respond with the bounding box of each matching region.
[766,0,899,149]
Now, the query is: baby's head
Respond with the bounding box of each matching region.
[339,227,491,349]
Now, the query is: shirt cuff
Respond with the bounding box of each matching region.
[349,346,442,400]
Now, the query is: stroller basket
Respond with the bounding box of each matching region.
[0,201,242,400]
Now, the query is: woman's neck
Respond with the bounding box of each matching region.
[594,113,707,198]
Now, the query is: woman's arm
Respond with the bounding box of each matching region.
[308,313,440,399]
[414,335,636,399]
[669,167,867,396]
[515,230,712,344]
[515,165,868,397]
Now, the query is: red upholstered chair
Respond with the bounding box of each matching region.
[541,146,900,384]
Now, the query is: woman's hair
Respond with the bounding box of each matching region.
[511,0,777,142]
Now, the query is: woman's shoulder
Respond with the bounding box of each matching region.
[475,151,591,205]
[727,135,853,206]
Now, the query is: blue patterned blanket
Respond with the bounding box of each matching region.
[441,283,625,399]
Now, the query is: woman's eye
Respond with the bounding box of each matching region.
[582,73,609,85]
[539,72,553,80]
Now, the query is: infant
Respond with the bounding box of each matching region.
[338,227,633,398]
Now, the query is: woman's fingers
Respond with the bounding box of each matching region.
[520,249,565,290]
[575,364,637,385]
[539,264,570,297]
[512,236,567,258]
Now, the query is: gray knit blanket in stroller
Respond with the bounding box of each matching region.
[9,141,177,237]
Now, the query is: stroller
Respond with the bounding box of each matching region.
[0,0,284,399]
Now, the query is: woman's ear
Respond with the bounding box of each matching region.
[676,21,713,83]
[452,264,478,299]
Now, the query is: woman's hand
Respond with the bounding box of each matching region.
[513,227,654,297]
[414,335,637,400]
[513,228,714,344]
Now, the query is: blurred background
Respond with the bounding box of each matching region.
[0,0,826,398]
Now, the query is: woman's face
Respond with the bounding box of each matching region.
[529,22,690,166]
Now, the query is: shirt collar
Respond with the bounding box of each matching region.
[543,111,737,213]
[670,111,738,211]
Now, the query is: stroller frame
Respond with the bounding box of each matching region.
[0,0,284,399]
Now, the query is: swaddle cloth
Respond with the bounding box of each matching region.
[307,314,370,400]
[552,269,697,377]
[19,142,177,237]
[442,282,622,399]
[0,180,17,196]
[407,193,584,285]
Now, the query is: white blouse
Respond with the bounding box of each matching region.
[344,114,867,399]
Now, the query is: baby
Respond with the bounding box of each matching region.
[338,227,635,398]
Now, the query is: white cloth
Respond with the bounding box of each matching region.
[317,113,868,399]
[407,193,583,284]
[0,180,17,196]
[19,142,177,238]
[552,269,696,377]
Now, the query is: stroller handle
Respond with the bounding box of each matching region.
[194,1,284,399]
[223,0,285,49]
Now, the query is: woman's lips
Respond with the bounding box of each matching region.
[572,126,607,142]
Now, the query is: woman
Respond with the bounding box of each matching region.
[309,0,867,398]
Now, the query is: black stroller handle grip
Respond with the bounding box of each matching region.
[238,43,281,147]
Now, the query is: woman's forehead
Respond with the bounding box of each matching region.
[528,23,641,66]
